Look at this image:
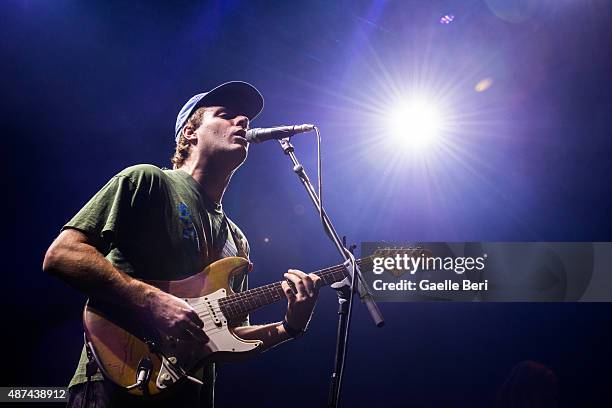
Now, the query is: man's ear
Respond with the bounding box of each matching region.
[183,125,198,144]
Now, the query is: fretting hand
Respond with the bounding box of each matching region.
[281,269,322,331]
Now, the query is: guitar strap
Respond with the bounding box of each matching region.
[84,341,97,379]
[225,216,249,260]
[202,211,248,263]
[80,335,98,408]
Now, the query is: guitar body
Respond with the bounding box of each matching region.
[83,257,263,397]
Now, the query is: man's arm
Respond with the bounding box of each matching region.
[233,269,321,351]
[42,228,207,342]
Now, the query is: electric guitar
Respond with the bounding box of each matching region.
[83,248,419,397]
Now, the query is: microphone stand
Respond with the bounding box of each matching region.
[277,137,384,408]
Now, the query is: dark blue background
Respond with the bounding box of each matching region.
[2,0,611,406]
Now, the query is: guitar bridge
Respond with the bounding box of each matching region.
[156,356,180,389]
[156,355,204,389]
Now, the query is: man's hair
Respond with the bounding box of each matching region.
[171,107,207,169]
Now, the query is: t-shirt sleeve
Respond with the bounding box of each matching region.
[62,174,137,254]
[62,165,163,255]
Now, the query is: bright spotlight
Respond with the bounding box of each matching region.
[387,98,443,151]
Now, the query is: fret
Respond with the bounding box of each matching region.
[218,257,375,320]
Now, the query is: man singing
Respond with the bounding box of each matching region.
[43,81,321,407]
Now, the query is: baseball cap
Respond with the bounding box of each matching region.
[174,81,264,142]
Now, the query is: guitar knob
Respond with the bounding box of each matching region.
[160,372,173,386]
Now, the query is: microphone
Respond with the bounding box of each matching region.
[245,124,315,144]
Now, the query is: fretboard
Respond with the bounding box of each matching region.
[218,257,373,321]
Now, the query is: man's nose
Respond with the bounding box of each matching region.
[234,115,249,129]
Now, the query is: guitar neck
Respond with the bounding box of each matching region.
[218,257,373,321]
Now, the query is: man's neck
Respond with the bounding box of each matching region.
[178,160,232,204]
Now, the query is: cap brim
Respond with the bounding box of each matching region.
[193,81,264,121]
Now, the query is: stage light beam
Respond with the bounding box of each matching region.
[387,98,443,152]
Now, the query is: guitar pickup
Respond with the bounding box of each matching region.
[196,290,226,328]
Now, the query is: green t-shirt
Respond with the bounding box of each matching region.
[63,164,250,399]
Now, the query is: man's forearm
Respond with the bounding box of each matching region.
[233,322,293,351]
[43,229,158,311]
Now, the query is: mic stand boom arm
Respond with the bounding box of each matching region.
[277,137,384,408]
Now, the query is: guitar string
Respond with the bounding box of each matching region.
[160,253,407,345]
[219,259,372,313]
[218,258,375,319]
[186,257,381,337]
[153,252,404,339]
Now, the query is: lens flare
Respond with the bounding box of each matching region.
[440,14,455,24]
[386,98,444,152]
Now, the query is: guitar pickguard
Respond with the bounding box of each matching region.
[154,288,263,390]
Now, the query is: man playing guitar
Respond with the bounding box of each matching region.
[43,81,321,407]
